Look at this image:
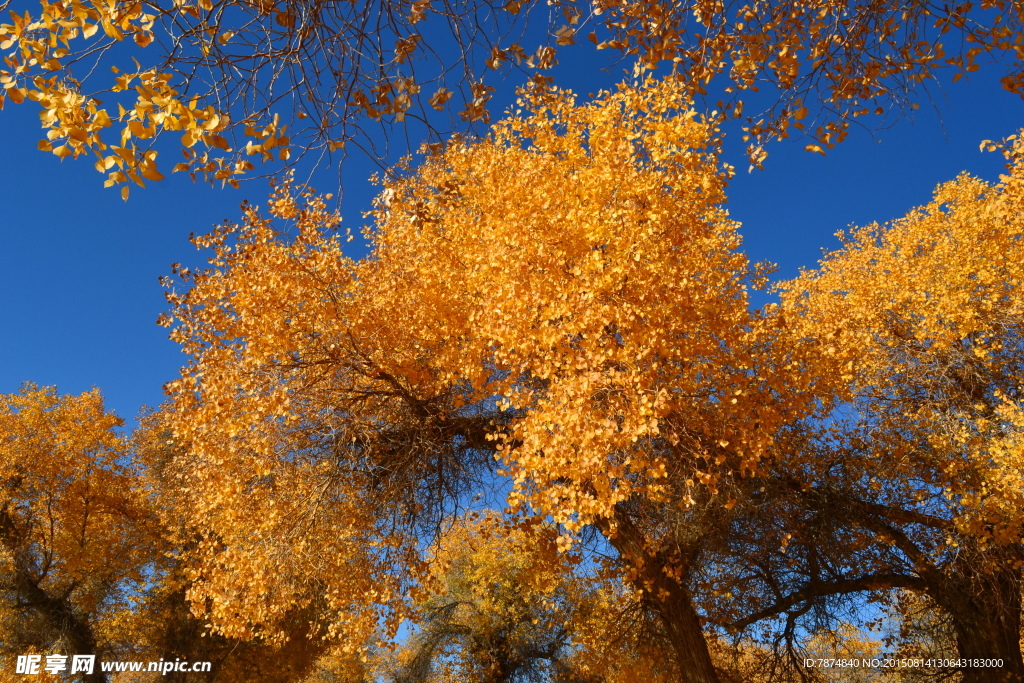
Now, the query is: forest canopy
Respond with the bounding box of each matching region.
[123,79,1024,681]
[1,0,1023,678]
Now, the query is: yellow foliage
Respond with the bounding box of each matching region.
[160,77,825,651]
[0,384,161,663]
[0,0,1020,183]
[778,134,1024,547]
[389,511,676,682]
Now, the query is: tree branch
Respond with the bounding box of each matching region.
[727,572,926,631]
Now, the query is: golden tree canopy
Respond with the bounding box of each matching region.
[778,136,1024,547]
[0,384,161,665]
[161,78,824,651]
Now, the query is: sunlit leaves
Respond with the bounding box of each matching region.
[159,78,825,655]
[778,137,1024,548]
[1,0,1021,185]
[0,384,161,663]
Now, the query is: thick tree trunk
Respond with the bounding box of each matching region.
[832,496,1024,683]
[14,576,107,683]
[0,510,106,683]
[601,508,721,683]
[954,624,1024,683]
[646,580,721,683]
[943,565,1024,683]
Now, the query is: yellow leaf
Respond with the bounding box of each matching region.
[140,164,164,181]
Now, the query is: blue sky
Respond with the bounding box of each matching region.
[1,57,1021,423]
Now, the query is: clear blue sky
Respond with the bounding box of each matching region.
[1,58,1021,423]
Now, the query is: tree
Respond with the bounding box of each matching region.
[724,135,1024,682]
[0,384,162,683]
[883,591,964,682]
[388,512,589,683]
[0,385,354,683]
[127,407,341,683]
[0,0,1020,189]
[160,76,828,682]
[154,74,1024,681]
[386,511,684,683]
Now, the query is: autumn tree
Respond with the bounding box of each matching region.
[0,0,1021,188]
[717,134,1024,682]
[388,513,586,683]
[0,385,349,683]
[159,76,835,683]
[126,408,341,683]
[883,592,963,682]
[383,511,679,683]
[0,384,163,683]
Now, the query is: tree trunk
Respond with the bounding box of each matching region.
[22,585,107,683]
[645,579,721,683]
[600,507,721,683]
[943,564,1024,683]
[955,626,1024,683]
